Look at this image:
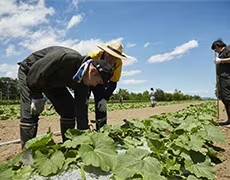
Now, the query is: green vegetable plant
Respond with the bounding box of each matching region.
[0,102,225,180]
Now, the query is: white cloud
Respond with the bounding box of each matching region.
[18,27,77,52]
[0,63,18,78]
[6,44,21,57]
[0,1,139,79]
[122,55,138,66]
[70,0,79,9]
[0,0,55,40]
[72,38,103,54]
[144,42,150,48]
[126,43,136,48]
[122,70,141,77]
[147,40,198,63]
[121,79,147,85]
[67,14,83,29]
[109,37,124,43]
[164,89,209,96]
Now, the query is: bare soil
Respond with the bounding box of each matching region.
[0,101,229,180]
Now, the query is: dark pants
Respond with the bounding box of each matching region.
[219,77,230,121]
[222,100,230,120]
[18,67,76,148]
[89,84,107,130]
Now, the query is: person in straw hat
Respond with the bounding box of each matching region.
[87,40,128,130]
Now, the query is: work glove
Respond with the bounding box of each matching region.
[97,99,107,112]
[214,57,222,64]
[30,98,46,116]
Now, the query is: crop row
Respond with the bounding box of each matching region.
[0,101,224,180]
[0,101,200,120]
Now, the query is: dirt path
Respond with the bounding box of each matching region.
[215,101,230,180]
[0,101,230,180]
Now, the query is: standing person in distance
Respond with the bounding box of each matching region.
[87,40,128,130]
[211,39,230,126]
[119,95,123,105]
[17,46,113,149]
[150,88,156,107]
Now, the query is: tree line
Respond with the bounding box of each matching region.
[112,88,203,102]
[0,77,204,101]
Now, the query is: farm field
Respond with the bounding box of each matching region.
[0,101,230,179]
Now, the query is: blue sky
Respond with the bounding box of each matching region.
[0,0,229,98]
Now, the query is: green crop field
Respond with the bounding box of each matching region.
[0,100,203,120]
[0,101,224,180]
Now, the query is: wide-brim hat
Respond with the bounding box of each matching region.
[97,40,128,60]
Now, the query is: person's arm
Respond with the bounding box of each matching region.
[103,59,122,101]
[219,50,230,63]
[103,81,117,101]
[220,57,230,63]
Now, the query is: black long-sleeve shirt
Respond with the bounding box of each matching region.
[18,46,90,124]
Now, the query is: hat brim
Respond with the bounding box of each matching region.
[97,44,128,60]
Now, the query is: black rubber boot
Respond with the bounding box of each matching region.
[219,102,230,126]
[95,117,107,131]
[20,122,38,149]
[60,118,76,142]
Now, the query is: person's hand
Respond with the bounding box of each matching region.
[97,99,107,112]
[30,98,46,116]
[214,57,222,64]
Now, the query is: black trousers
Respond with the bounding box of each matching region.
[219,77,230,121]
[18,66,76,124]
[89,84,107,130]
[18,66,78,148]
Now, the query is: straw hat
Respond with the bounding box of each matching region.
[97,40,128,60]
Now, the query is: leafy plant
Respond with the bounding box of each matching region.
[0,102,225,180]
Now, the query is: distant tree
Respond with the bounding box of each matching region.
[172,89,183,101]
[111,88,202,102]
[0,77,19,100]
[164,93,173,101]
[154,88,165,101]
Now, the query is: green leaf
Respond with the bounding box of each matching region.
[113,148,162,179]
[0,162,12,180]
[174,134,189,150]
[123,136,143,148]
[129,119,146,129]
[78,132,117,172]
[62,135,91,148]
[187,175,199,180]
[65,129,85,140]
[8,152,23,166]
[62,150,78,170]
[147,138,167,156]
[187,134,205,151]
[204,125,225,142]
[155,120,173,131]
[143,173,167,180]
[25,132,53,150]
[185,157,214,180]
[12,165,33,180]
[34,150,65,176]
[175,117,198,132]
